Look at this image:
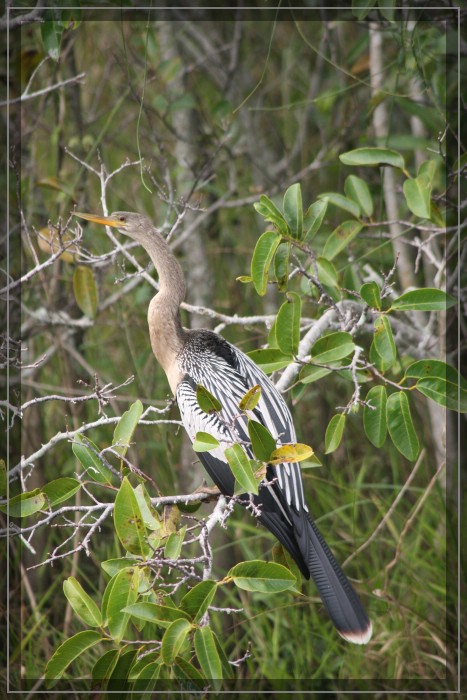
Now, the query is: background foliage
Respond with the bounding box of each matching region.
[2,5,463,695]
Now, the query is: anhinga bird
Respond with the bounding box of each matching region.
[75,210,372,645]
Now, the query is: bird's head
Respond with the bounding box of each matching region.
[74,211,154,242]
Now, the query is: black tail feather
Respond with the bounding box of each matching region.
[291,510,372,644]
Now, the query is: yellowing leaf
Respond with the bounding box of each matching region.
[269,443,313,464]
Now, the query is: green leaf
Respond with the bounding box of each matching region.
[373,316,397,368]
[73,265,98,318]
[363,386,387,447]
[254,195,288,236]
[251,231,282,296]
[339,147,405,170]
[0,489,45,518]
[224,444,259,495]
[193,431,220,452]
[322,220,363,260]
[299,365,333,385]
[316,257,338,288]
[324,414,346,454]
[275,292,301,356]
[127,652,160,680]
[92,649,120,684]
[122,602,190,628]
[247,348,292,374]
[40,19,63,62]
[269,443,314,464]
[133,484,161,531]
[386,392,420,460]
[196,384,222,413]
[174,656,206,688]
[161,618,192,665]
[311,331,355,364]
[283,183,303,239]
[63,577,102,627]
[344,175,374,217]
[395,98,444,132]
[45,630,104,680]
[403,174,431,218]
[228,560,296,593]
[180,579,217,622]
[404,359,467,412]
[112,400,143,458]
[114,477,150,557]
[318,192,360,218]
[106,567,140,642]
[360,282,381,310]
[42,478,80,507]
[247,419,276,462]
[239,384,262,412]
[274,242,290,291]
[352,0,377,19]
[0,459,5,497]
[390,288,456,312]
[107,650,139,691]
[303,199,328,241]
[194,626,223,681]
[72,434,114,484]
[164,526,186,560]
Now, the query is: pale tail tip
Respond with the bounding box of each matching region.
[338,620,373,645]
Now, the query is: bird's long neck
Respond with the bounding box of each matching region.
[142,229,186,390]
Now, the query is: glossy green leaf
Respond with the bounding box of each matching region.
[322,220,363,260]
[239,384,262,411]
[299,365,333,385]
[253,195,288,236]
[106,567,140,642]
[127,652,160,680]
[107,649,138,690]
[316,257,338,288]
[161,618,192,665]
[283,183,303,239]
[63,577,102,627]
[112,400,143,458]
[196,384,222,413]
[72,433,114,484]
[275,292,301,356]
[122,602,190,628]
[0,489,45,518]
[360,281,382,310]
[369,336,390,373]
[247,419,276,462]
[73,265,98,318]
[403,174,431,218]
[92,648,120,684]
[324,414,346,454]
[318,192,360,218]
[133,484,161,531]
[251,231,282,296]
[212,631,235,679]
[224,444,259,495]
[269,443,314,464]
[363,386,387,447]
[45,630,103,680]
[42,478,80,507]
[390,288,456,312]
[114,477,150,557]
[180,579,217,622]
[164,525,186,560]
[228,560,296,593]
[194,626,223,681]
[405,360,467,412]
[344,174,374,217]
[101,559,139,581]
[274,242,290,291]
[193,431,220,452]
[339,147,405,169]
[174,656,206,687]
[373,316,397,368]
[311,331,355,364]
[40,19,63,62]
[386,392,420,460]
[303,199,328,241]
[247,348,292,374]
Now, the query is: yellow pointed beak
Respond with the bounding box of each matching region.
[74,212,122,228]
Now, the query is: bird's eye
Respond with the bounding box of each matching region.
[119,216,125,222]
